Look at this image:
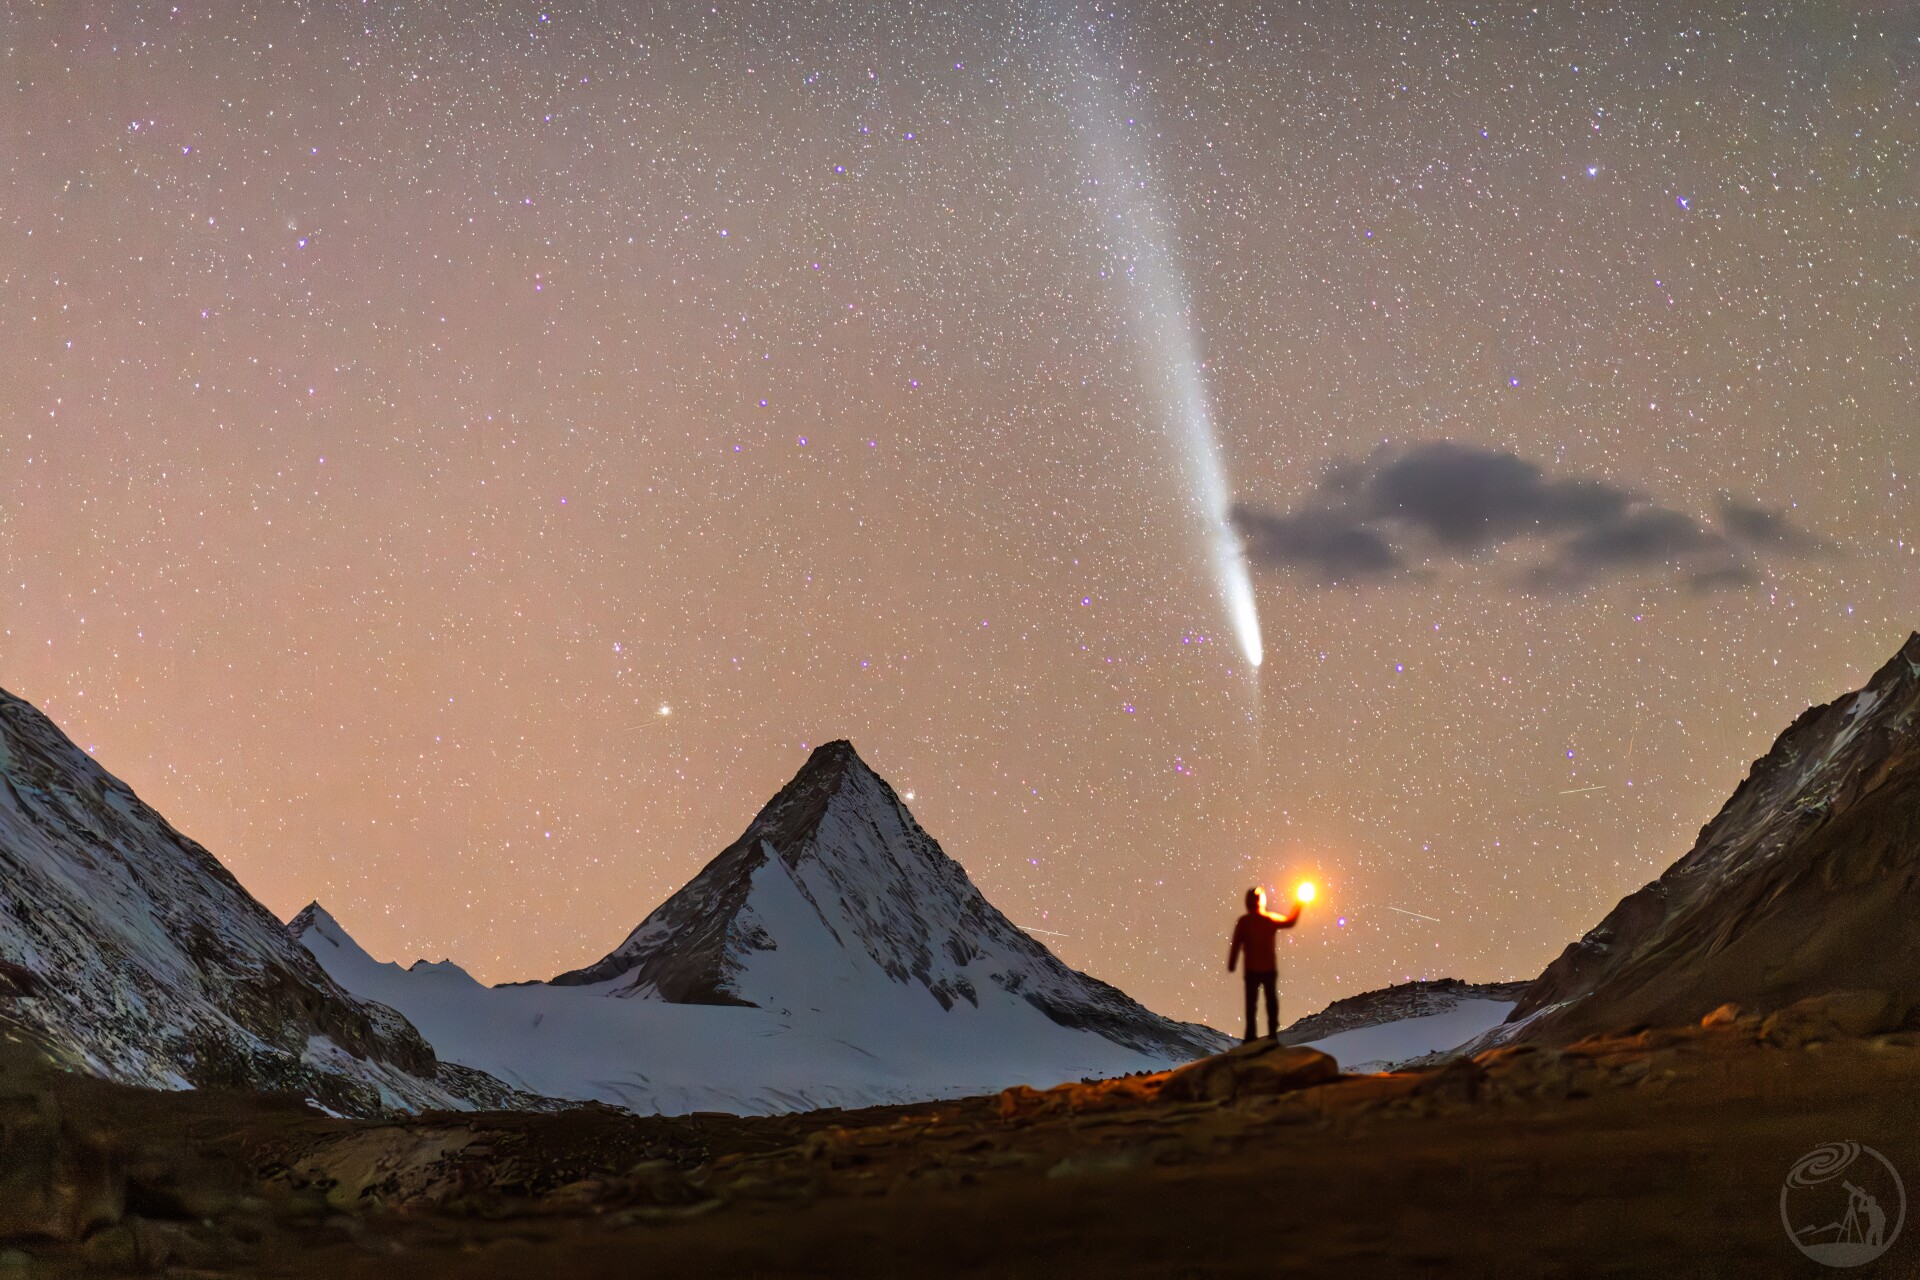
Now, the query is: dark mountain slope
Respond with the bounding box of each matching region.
[0,687,527,1115]
[1510,632,1920,1042]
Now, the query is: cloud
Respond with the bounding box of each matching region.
[1365,442,1631,549]
[1560,507,1713,568]
[1529,507,1748,593]
[1717,496,1827,553]
[1686,565,1762,594]
[1233,441,1808,592]
[1228,505,1402,584]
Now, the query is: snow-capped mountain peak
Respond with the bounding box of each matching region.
[294,742,1225,1114]
[289,901,365,962]
[290,903,481,988]
[553,740,1225,1060]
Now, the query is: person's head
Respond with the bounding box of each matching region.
[1245,886,1265,912]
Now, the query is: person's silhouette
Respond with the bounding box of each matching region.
[1227,887,1301,1041]
[1858,1185,1886,1247]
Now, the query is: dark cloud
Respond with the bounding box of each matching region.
[1560,508,1713,569]
[1717,496,1826,553]
[1529,508,1743,593]
[1229,505,1401,584]
[1233,441,1806,593]
[1687,565,1762,594]
[1366,442,1631,549]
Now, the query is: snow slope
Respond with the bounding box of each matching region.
[297,898,1187,1115]
[0,686,528,1117]
[296,740,1231,1115]
[1301,1000,1517,1073]
[1277,977,1532,1048]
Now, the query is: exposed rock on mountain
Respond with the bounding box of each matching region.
[1511,632,1920,1042]
[0,687,527,1117]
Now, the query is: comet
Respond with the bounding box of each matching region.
[1058,19,1265,670]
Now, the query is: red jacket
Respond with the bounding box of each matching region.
[1228,907,1299,975]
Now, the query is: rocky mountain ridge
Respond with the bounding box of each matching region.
[0,687,532,1117]
[1510,631,1920,1041]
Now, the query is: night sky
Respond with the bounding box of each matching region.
[4,2,1915,1027]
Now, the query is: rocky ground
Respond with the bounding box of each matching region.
[3,991,1918,1278]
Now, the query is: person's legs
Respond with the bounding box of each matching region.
[1262,973,1279,1038]
[1242,975,1258,1042]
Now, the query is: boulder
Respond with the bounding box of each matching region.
[0,1086,123,1242]
[1760,990,1911,1046]
[1699,1003,1742,1028]
[994,1074,1167,1121]
[1158,1040,1339,1103]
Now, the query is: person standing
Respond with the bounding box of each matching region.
[1227,887,1302,1042]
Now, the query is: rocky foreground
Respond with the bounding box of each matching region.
[4,990,1918,1277]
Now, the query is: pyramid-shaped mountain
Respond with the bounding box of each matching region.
[1509,632,1920,1042]
[295,742,1226,1113]
[0,687,532,1116]
[552,740,1225,1060]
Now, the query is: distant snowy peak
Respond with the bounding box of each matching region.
[291,903,481,987]
[290,902,362,960]
[554,740,1227,1060]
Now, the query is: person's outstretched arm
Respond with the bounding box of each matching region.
[1277,902,1302,927]
[1227,919,1244,972]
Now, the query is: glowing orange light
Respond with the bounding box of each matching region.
[1296,881,1316,904]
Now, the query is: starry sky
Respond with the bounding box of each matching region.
[4,1,1916,1028]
